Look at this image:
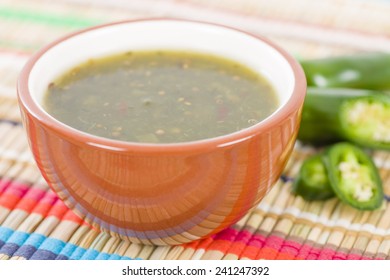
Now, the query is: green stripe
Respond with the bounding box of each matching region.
[0,39,40,52]
[0,6,103,28]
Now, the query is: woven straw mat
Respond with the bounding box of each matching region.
[0,0,389,260]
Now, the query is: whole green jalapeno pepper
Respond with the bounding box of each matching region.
[301,52,390,90]
[293,154,334,201]
[298,88,390,150]
[324,143,383,210]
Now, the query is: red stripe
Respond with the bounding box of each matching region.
[0,180,29,208]
[15,187,47,212]
[183,227,381,260]
[225,230,253,257]
[0,179,85,224]
[241,245,262,259]
[62,208,84,224]
[33,191,59,215]
[182,239,200,250]
[256,235,281,259]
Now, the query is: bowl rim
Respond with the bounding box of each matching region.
[17,18,306,152]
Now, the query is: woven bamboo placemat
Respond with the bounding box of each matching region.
[0,0,389,260]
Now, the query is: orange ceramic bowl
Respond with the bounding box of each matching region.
[17,19,306,245]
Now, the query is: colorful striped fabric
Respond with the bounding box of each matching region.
[0,0,390,260]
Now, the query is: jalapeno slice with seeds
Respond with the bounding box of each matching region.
[298,87,377,144]
[298,88,390,150]
[324,143,383,210]
[339,95,390,150]
[293,154,335,201]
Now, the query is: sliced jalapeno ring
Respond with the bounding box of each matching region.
[298,88,390,150]
[324,143,383,210]
[339,95,390,150]
[293,154,334,201]
[298,87,377,144]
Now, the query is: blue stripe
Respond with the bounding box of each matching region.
[57,243,77,259]
[6,231,30,246]
[96,252,110,260]
[23,233,46,246]
[0,227,14,243]
[39,238,66,255]
[80,249,99,260]
[14,244,38,259]
[30,249,57,260]
[56,254,69,260]
[13,233,47,259]
[280,174,294,183]
[69,247,87,259]
[0,118,22,126]
[0,242,19,257]
[0,227,136,260]
[108,254,122,260]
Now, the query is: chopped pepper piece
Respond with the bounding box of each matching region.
[324,143,383,210]
[339,95,390,150]
[298,87,373,143]
[298,87,390,149]
[301,52,390,90]
[293,154,335,201]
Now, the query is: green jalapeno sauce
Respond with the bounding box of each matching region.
[44,50,278,143]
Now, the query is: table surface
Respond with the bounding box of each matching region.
[0,0,389,260]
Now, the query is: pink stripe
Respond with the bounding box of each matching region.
[208,227,379,260]
[277,239,302,258]
[306,249,321,260]
[176,0,390,41]
[0,178,82,223]
[0,178,13,193]
[0,181,30,208]
[0,49,30,57]
[262,235,283,251]
[296,243,312,259]
[0,180,52,209]
[224,230,253,257]
[0,179,28,193]
[318,248,336,260]
[333,254,347,260]
[214,228,238,242]
[0,179,49,200]
[347,253,362,260]
[246,232,266,248]
[31,190,59,214]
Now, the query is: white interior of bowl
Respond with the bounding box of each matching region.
[29,20,295,117]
